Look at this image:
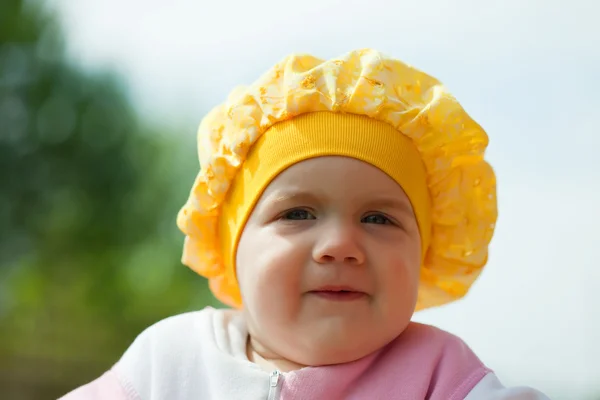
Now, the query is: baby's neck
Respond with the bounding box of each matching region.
[246,337,307,373]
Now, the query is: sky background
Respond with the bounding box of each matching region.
[50,0,599,397]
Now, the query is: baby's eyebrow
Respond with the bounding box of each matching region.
[266,191,320,206]
[263,191,413,214]
[364,198,414,215]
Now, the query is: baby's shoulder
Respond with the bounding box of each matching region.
[378,324,550,399]
[111,307,233,399]
[373,323,489,396]
[116,306,238,373]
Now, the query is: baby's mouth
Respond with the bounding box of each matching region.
[309,286,367,301]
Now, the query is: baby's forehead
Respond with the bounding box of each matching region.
[260,182,411,211]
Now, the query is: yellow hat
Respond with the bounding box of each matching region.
[177,49,497,311]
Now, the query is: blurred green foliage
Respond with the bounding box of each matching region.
[0,1,219,398]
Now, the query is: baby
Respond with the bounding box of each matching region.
[62,49,550,399]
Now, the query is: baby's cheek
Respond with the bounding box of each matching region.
[244,264,297,315]
[400,243,422,284]
[379,257,419,306]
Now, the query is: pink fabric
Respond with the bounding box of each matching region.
[280,322,491,400]
[59,369,139,400]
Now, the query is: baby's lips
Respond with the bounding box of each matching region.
[309,284,369,295]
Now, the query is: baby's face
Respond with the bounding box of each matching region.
[236,156,422,366]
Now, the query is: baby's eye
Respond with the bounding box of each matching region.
[361,213,392,225]
[281,209,316,220]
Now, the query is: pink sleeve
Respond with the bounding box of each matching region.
[59,369,140,400]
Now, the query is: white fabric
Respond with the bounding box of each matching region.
[114,307,273,399]
[465,373,551,399]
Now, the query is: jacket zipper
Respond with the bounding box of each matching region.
[267,370,282,400]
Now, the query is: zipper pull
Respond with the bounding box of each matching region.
[270,370,280,387]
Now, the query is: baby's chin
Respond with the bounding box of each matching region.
[276,322,409,368]
[245,301,415,369]
[290,338,391,367]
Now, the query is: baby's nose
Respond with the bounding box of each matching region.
[318,254,360,264]
[313,228,365,265]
